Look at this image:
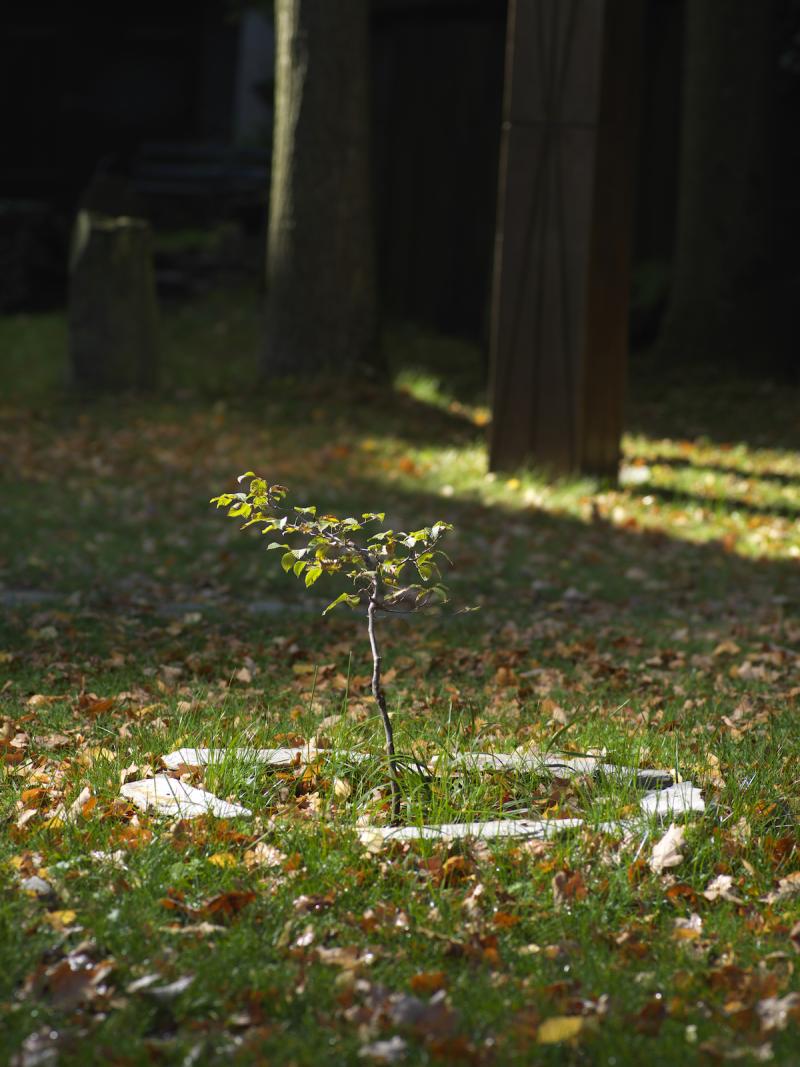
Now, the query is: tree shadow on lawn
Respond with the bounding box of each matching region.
[0,384,798,700]
[350,473,800,629]
[628,454,800,487]
[3,461,797,729]
[622,483,800,521]
[627,370,800,454]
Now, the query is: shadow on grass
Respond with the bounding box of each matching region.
[629,454,800,486]
[627,359,800,455]
[1,389,797,702]
[622,484,800,520]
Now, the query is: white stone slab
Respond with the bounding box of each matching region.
[358,817,589,845]
[121,775,251,818]
[429,751,673,790]
[161,746,370,771]
[640,781,704,818]
[162,747,302,770]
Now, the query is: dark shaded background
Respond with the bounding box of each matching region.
[1,0,799,367]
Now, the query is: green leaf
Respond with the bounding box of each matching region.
[281,551,295,573]
[322,593,361,615]
[292,559,306,577]
[266,542,288,551]
[304,564,322,588]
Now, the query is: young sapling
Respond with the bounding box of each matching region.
[211,474,456,822]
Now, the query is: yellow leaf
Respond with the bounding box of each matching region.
[77,746,115,767]
[506,478,521,491]
[538,1016,584,1044]
[208,852,237,868]
[44,909,77,929]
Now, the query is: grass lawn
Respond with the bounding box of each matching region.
[1,290,799,1065]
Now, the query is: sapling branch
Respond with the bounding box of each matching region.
[211,474,456,825]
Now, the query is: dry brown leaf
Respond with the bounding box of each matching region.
[552,869,587,907]
[762,871,800,903]
[410,971,448,995]
[703,874,743,903]
[650,824,685,874]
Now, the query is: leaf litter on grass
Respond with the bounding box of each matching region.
[1,359,799,1063]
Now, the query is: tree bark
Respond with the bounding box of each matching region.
[658,0,773,365]
[488,0,642,479]
[68,212,159,391]
[263,0,377,378]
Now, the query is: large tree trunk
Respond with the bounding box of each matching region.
[263,0,377,378]
[488,0,642,478]
[658,0,773,366]
[68,212,159,391]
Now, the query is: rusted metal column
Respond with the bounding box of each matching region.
[489,0,642,478]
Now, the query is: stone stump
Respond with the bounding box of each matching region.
[68,212,159,390]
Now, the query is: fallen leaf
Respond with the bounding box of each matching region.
[198,890,256,920]
[27,694,64,708]
[673,913,703,941]
[143,974,195,1001]
[756,992,800,1032]
[762,871,800,903]
[317,945,376,971]
[633,996,667,1035]
[537,1016,584,1044]
[160,888,255,922]
[650,824,686,874]
[410,971,448,996]
[68,786,93,819]
[42,910,77,930]
[35,950,113,1009]
[703,874,743,903]
[244,842,287,869]
[207,852,238,868]
[552,869,587,907]
[358,1036,408,1063]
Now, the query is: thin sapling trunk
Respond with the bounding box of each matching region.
[367,590,401,824]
